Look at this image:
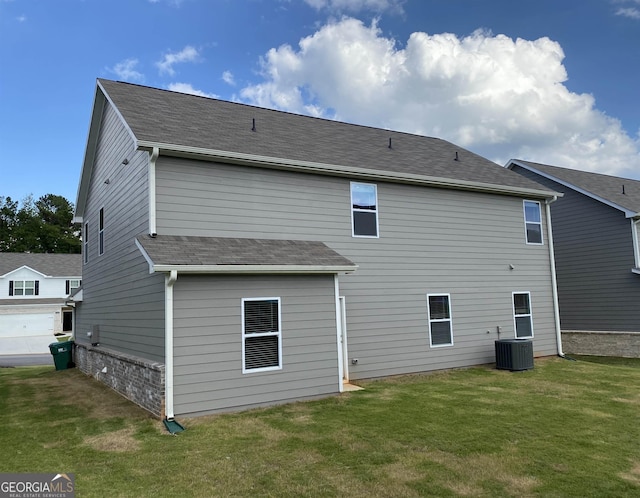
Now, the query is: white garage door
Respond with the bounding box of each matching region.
[0,313,55,338]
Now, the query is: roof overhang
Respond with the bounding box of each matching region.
[507,159,634,217]
[138,141,559,200]
[135,235,358,276]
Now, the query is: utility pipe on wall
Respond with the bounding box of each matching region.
[149,147,159,236]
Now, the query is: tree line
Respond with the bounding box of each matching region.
[0,194,81,253]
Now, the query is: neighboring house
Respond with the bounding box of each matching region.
[507,159,640,356]
[73,79,562,419]
[0,253,82,354]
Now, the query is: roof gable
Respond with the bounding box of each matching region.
[86,79,555,197]
[0,253,82,278]
[508,159,640,217]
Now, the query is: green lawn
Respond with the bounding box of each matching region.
[1,356,639,497]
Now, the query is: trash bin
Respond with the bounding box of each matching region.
[49,340,74,371]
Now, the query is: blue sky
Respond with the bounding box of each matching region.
[1,0,639,206]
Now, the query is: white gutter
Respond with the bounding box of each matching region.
[165,270,178,419]
[151,264,357,274]
[138,142,557,200]
[149,147,159,236]
[545,197,564,357]
[334,275,344,393]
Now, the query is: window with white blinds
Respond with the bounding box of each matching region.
[242,298,282,373]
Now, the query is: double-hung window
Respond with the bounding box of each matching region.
[242,298,282,373]
[98,208,104,255]
[523,200,543,244]
[9,280,39,296]
[513,292,534,338]
[427,294,453,347]
[351,182,379,237]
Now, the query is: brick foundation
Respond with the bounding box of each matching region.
[562,330,640,358]
[74,342,165,418]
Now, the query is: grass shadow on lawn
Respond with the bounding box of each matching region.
[0,357,639,497]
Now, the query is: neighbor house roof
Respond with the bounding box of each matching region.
[0,253,82,277]
[135,235,357,274]
[76,79,558,219]
[507,159,640,217]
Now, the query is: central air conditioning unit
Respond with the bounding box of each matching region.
[495,339,534,371]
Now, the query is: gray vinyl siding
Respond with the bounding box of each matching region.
[511,165,640,332]
[157,157,558,380]
[75,102,165,361]
[172,274,339,416]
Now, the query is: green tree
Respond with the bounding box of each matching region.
[0,194,80,253]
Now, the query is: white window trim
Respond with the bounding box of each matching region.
[350,181,380,238]
[523,200,543,245]
[98,207,104,256]
[512,291,534,339]
[84,222,89,264]
[427,293,454,348]
[241,297,282,374]
[631,219,640,271]
[13,280,36,296]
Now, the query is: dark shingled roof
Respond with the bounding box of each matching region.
[0,253,82,277]
[513,160,640,214]
[136,235,356,269]
[97,79,552,193]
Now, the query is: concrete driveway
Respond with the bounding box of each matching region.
[0,334,57,355]
[0,354,53,367]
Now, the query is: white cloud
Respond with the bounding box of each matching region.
[109,58,144,82]
[16,14,26,22]
[156,45,200,76]
[222,70,235,86]
[167,82,218,98]
[240,18,640,177]
[304,0,404,14]
[616,7,640,19]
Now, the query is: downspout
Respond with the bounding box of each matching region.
[334,274,344,393]
[545,197,565,357]
[165,270,178,419]
[149,147,159,236]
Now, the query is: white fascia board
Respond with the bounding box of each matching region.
[1,265,49,279]
[137,141,558,200]
[507,160,635,217]
[135,239,157,274]
[151,264,358,274]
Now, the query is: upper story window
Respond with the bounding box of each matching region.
[9,280,39,297]
[427,294,454,347]
[66,279,81,295]
[523,200,543,244]
[242,297,282,373]
[98,208,104,255]
[351,182,379,238]
[513,292,534,338]
[84,222,89,264]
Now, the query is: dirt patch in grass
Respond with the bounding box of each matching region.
[7,369,151,421]
[84,426,141,452]
[620,462,640,485]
